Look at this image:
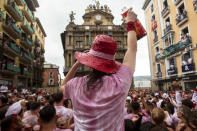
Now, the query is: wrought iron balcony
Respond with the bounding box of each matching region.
[161,6,170,17]
[194,0,197,12]
[24,53,32,61]
[23,5,34,22]
[156,72,162,78]
[26,38,33,47]
[155,39,191,61]
[7,64,21,73]
[9,42,20,54]
[182,63,195,73]
[24,70,31,76]
[40,55,45,62]
[0,10,2,20]
[174,0,182,5]
[176,11,188,26]
[2,21,22,39]
[153,35,158,43]
[163,24,172,35]
[21,21,34,35]
[14,0,25,6]
[167,67,177,76]
[4,0,23,21]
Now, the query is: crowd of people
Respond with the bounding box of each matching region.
[0,82,197,131]
[1,8,197,131]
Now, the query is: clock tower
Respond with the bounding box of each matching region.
[61,3,129,79]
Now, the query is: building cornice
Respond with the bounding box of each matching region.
[142,0,151,10]
[36,18,47,37]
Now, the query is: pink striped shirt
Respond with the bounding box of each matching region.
[64,65,133,131]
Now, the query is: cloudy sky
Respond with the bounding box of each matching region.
[35,0,150,78]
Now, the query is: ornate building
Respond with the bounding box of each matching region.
[61,2,128,76]
[0,0,46,89]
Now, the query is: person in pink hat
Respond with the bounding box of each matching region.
[61,8,137,131]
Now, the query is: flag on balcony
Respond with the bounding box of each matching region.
[89,32,91,48]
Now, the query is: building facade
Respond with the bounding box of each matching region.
[61,2,128,77]
[143,0,197,91]
[134,76,151,89]
[0,0,46,89]
[42,62,60,88]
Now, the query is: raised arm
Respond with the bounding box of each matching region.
[60,61,81,92]
[122,9,137,73]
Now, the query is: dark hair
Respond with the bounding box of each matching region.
[131,101,140,114]
[140,122,155,131]
[30,102,40,111]
[25,102,31,111]
[49,98,54,106]
[39,105,56,124]
[0,96,8,106]
[86,69,110,90]
[64,98,72,108]
[125,119,135,131]
[53,92,63,103]
[182,99,193,109]
[0,107,8,120]
[150,125,168,131]
[1,115,12,131]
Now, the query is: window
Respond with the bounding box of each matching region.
[182,51,193,65]
[155,46,160,54]
[151,4,154,12]
[49,72,53,78]
[153,29,158,43]
[180,26,190,42]
[69,35,71,45]
[76,41,83,48]
[152,14,155,21]
[117,41,121,48]
[163,0,168,9]
[86,35,89,45]
[157,64,161,72]
[165,17,171,27]
[69,54,71,67]
[178,3,185,14]
[49,79,54,86]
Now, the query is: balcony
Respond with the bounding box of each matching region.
[153,35,158,43]
[25,0,39,11]
[14,0,25,6]
[26,38,33,47]
[155,39,191,61]
[182,63,195,73]
[164,24,172,36]
[174,0,182,5]
[41,48,45,53]
[156,72,162,78]
[40,55,45,62]
[35,39,40,46]
[194,0,197,12]
[151,21,157,31]
[0,10,2,20]
[23,5,34,22]
[24,53,32,62]
[21,21,34,35]
[162,6,170,17]
[176,11,188,26]
[167,67,177,76]
[2,22,22,39]
[7,64,21,73]
[4,1,23,21]
[24,70,31,76]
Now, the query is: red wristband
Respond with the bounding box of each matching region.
[127,21,136,32]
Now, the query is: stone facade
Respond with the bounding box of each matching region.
[61,3,128,77]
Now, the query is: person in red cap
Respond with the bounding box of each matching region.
[61,8,137,131]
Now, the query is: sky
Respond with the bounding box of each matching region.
[35,0,150,78]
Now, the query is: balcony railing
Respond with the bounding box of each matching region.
[24,70,31,76]
[21,21,34,35]
[174,0,182,5]
[26,38,33,46]
[164,24,172,35]
[162,6,170,17]
[167,67,177,75]
[14,0,25,6]
[7,64,21,73]
[24,53,32,61]
[182,63,195,72]
[156,72,162,78]
[40,56,45,62]
[155,39,191,61]
[0,10,2,19]
[9,42,20,54]
[23,5,34,22]
[12,24,22,36]
[176,11,188,26]
[194,0,197,12]
[5,1,23,21]
[153,35,158,43]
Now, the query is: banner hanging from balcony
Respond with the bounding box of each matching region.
[152,21,157,31]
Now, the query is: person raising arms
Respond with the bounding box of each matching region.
[60,8,137,131]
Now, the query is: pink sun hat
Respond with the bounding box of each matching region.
[75,35,121,73]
